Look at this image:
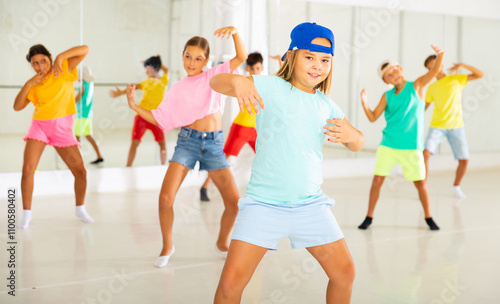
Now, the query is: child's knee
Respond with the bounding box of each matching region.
[72,166,87,180]
[158,193,175,209]
[332,260,355,286]
[219,268,247,295]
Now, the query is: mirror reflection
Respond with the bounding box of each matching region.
[1,0,499,173]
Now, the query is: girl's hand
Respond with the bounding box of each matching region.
[448,63,463,75]
[214,26,237,40]
[109,87,123,98]
[125,84,136,109]
[27,72,45,86]
[360,88,368,106]
[324,118,360,144]
[52,55,64,78]
[234,77,264,114]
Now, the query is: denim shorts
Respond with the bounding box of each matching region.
[170,127,229,171]
[231,195,344,250]
[425,127,469,160]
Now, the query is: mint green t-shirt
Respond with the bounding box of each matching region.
[380,81,424,150]
[245,76,345,205]
[76,81,94,119]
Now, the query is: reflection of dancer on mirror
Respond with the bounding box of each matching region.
[212,22,364,304]
[74,66,104,165]
[200,52,264,202]
[422,56,484,199]
[109,56,169,167]
[14,44,94,228]
[125,26,247,268]
[358,45,445,231]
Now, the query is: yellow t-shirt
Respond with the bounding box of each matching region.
[27,59,78,120]
[138,74,169,111]
[425,74,468,129]
[232,107,256,128]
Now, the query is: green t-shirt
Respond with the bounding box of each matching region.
[380,81,425,150]
[76,81,94,119]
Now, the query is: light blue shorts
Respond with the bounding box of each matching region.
[231,195,344,250]
[425,127,469,160]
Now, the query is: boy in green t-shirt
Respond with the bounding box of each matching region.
[423,56,484,199]
[358,45,444,231]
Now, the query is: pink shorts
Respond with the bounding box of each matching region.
[24,115,80,147]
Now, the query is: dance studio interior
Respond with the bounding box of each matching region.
[0,0,499,303]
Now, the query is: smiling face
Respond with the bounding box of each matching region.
[382,65,404,85]
[30,54,52,76]
[289,37,332,93]
[182,46,209,77]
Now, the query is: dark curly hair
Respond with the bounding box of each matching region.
[144,55,162,72]
[26,44,51,63]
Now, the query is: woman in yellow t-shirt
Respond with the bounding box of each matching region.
[13,44,94,228]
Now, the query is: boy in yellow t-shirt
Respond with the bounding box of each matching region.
[110,56,169,167]
[200,52,263,201]
[423,55,484,199]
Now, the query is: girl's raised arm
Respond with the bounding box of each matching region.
[210,73,264,114]
[214,26,248,72]
[53,45,89,77]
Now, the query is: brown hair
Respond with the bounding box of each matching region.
[246,52,263,67]
[26,44,51,63]
[183,36,210,58]
[275,50,333,94]
[424,54,437,68]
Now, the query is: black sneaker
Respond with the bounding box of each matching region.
[200,188,210,202]
[90,158,104,165]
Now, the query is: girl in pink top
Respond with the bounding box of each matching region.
[14,44,94,228]
[125,26,247,268]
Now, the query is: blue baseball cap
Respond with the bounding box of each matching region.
[281,22,335,61]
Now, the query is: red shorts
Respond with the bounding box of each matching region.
[132,115,165,142]
[223,124,256,157]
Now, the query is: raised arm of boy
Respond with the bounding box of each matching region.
[414,45,445,94]
[449,63,484,81]
[360,88,387,123]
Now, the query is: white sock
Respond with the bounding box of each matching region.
[452,186,466,199]
[153,246,175,268]
[75,205,94,223]
[18,210,32,228]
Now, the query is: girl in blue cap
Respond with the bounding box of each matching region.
[211,22,363,304]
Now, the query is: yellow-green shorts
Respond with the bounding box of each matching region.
[73,118,93,136]
[374,145,426,181]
